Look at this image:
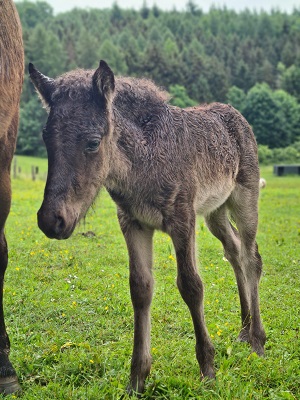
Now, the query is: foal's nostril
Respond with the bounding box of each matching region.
[37,203,77,240]
[54,215,65,235]
[37,207,68,239]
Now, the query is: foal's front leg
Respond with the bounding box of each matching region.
[170,213,215,380]
[117,209,154,394]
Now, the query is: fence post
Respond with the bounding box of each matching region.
[13,157,17,179]
[31,165,36,181]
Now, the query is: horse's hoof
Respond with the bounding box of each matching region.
[0,376,21,396]
[238,328,250,343]
[201,368,215,381]
[127,381,145,398]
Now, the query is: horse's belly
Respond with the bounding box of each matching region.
[132,204,164,230]
[194,180,235,216]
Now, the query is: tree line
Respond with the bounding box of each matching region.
[15,1,300,162]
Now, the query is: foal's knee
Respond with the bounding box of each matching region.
[129,271,153,310]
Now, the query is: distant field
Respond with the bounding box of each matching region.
[3,158,300,399]
[12,155,48,181]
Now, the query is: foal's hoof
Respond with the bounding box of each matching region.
[251,339,265,357]
[237,328,250,343]
[126,384,143,398]
[0,376,21,396]
[201,367,215,381]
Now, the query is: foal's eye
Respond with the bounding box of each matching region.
[85,138,101,153]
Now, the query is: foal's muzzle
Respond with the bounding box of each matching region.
[37,203,77,240]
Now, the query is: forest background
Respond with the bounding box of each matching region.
[15,0,300,165]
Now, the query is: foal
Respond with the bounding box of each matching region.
[29,60,266,393]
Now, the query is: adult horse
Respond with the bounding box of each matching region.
[0,0,24,394]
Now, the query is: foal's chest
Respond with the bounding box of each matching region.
[108,188,164,230]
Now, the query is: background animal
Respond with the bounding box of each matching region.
[0,0,24,395]
[29,60,266,394]
[259,178,266,188]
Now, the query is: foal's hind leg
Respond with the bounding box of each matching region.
[117,209,154,395]
[206,188,266,356]
[169,211,215,380]
[205,205,252,338]
[228,186,266,355]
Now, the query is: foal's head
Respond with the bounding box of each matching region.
[29,60,115,239]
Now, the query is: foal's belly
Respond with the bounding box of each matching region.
[109,174,236,231]
[131,203,164,230]
[194,179,235,216]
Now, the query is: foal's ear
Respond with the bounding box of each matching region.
[28,63,55,110]
[92,60,115,106]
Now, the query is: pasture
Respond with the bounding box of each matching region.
[3,156,300,399]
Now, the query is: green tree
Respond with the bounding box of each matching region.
[243,83,298,148]
[281,64,300,102]
[14,2,300,156]
[26,23,66,77]
[17,97,47,157]
[226,86,246,111]
[181,40,211,102]
[169,85,197,108]
[281,41,295,67]
[76,28,100,69]
[118,31,141,76]
[257,145,273,165]
[274,89,300,144]
[99,39,128,75]
[139,43,183,88]
[163,37,180,61]
[205,55,229,102]
[16,1,53,29]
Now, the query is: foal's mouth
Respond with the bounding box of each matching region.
[53,217,78,240]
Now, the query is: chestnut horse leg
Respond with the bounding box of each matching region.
[0,115,21,394]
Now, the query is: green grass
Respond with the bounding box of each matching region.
[3,160,300,399]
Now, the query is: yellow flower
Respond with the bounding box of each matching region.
[15,267,20,271]
[89,359,94,364]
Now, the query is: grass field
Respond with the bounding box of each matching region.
[2,156,300,399]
